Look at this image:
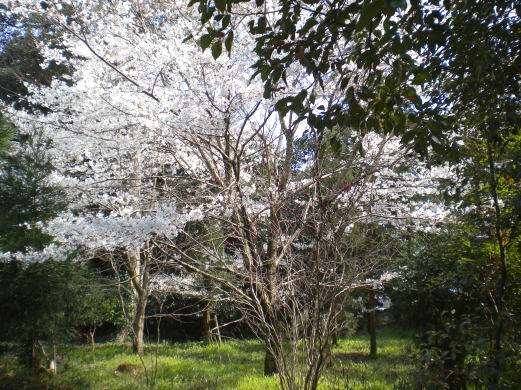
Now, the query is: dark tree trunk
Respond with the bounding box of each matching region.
[332,331,338,346]
[202,306,211,345]
[264,342,278,376]
[263,232,280,376]
[29,329,39,374]
[487,143,508,388]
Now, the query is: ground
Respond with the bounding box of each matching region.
[0,330,416,389]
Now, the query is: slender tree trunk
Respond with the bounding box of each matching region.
[331,305,340,346]
[126,248,150,356]
[367,290,377,359]
[203,305,211,345]
[89,327,96,351]
[261,202,281,376]
[133,288,148,356]
[260,116,294,378]
[487,143,508,388]
[214,314,222,346]
[29,329,39,374]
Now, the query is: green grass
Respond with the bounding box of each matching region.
[0,330,415,389]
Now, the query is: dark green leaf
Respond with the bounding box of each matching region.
[222,14,231,29]
[258,16,267,33]
[330,135,342,154]
[263,81,272,99]
[200,34,213,51]
[201,6,215,24]
[275,98,287,112]
[182,34,194,43]
[211,40,222,59]
[225,31,234,53]
[401,130,416,145]
[215,0,226,12]
[340,76,350,90]
[358,142,366,157]
[356,0,386,33]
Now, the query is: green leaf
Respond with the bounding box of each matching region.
[401,130,416,144]
[340,76,350,89]
[211,40,222,59]
[330,135,342,154]
[356,0,386,33]
[299,19,319,36]
[390,0,406,9]
[225,31,234,53]
[200,34,213,51]
[275,98,287,112]
[182,34,194,43]
[263,81,272,99]
[258,16,267,33]
[215,0,226,12]
[358,142,366,157]
[201,6,215,24]
[222,14,231,29]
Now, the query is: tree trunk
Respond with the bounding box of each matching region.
[125,247,150,356]
[202,305,211,344]
[214,314,222,346]
[264,342,278,376]
[367,290,377,359]
[133,287,148,356]
[89,328,96,351]
[487,143,507,388]
[332,333,339,348]
[29,329,39,374]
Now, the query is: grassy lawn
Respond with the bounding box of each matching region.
[0,330,415,389]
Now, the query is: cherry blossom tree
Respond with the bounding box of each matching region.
[6,0,218,355]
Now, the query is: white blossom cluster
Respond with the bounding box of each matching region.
[1,0,454,294]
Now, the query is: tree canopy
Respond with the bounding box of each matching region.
[0,0,520,388]
[190,0,520,156]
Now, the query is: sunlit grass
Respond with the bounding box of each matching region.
[0,329,415,389]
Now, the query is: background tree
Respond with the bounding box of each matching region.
[0,4,73,112]
[0,129,67,253]
[387,127,521,388]
[0,259,116,373]
[0,113,15,156]
[0,129,118,372]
